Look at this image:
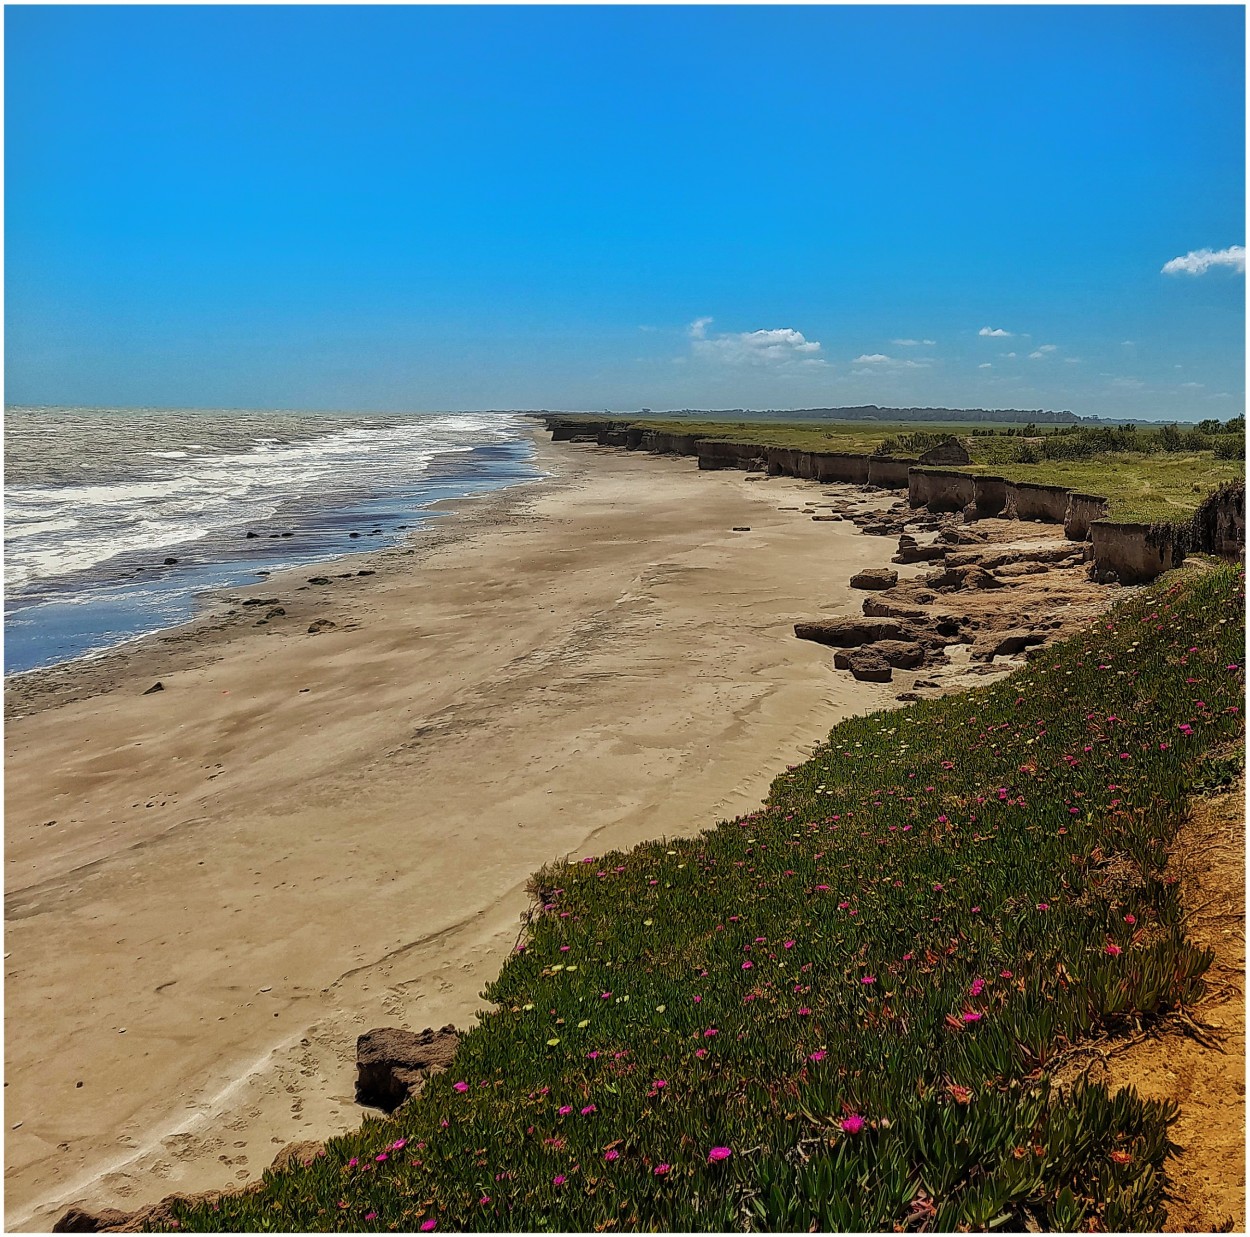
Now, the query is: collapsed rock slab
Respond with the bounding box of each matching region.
[925,565,1004,592]
[846,650,892,682]
[849,567,898,591]
[970,629,1048,662]
[356,1024,460,1112]
[834,640,925,671]
[794,618,915,647]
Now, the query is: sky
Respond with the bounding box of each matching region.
[5,4,1246,419]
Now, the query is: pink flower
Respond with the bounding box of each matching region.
[581,1104,596,1115]
[840,1114,864,1135]
[347,1157,359,1168]
[999,969,1013,979]
[784,940,796,949]
[553,1174,567,1186]
[479,1196,491,1206]
[798,1006,811,1016]
[694,1048,708,1059]
[653,1079,667,1089]
[654,1163,670,1176]
[861,975,876,985]
[1106,943,1122,957]
[963,1010,982,1023]
[600,991,612,1000]
[604,1149,619,1162]
[742,961,753,970]
[708,1146,732,1163]
[586,1050,600,1060]
[1037,902,1050,911]
[453,1081,469,1093]
[704,1027,718,1037]
[558,1105,573,1116]
[809,1050,826,1062]
[969,978,985,997]
[420,1222,437,1233]
[364,1214,377,1223]
[391,1139,407,1150]
[1124,914,1136,925]
[375,1152,388,1162]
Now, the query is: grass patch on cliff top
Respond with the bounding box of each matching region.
[167,566,1244,1234]
[956,454,1244,524]
[626,418,1243,524]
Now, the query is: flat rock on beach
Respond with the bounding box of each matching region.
[4,434,902,1229]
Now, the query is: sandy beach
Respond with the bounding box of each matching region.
[4,434,921,1228]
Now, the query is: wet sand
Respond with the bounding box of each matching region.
[5,435,905,1228]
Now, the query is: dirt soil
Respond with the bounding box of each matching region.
[1080,777,1246,1232]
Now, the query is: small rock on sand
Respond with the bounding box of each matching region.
[142,682,164,695]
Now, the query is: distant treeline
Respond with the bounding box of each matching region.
[529,406,1217,427]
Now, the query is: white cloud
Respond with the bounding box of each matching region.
[853,353,931,370]
[1003,351,1017,359]
[1162,245,1246,276]
[979,327,1013,337]
[893,338,936,347]
[978,363,992,369]
[1028,345,1059,360]
[688,318,825,366]
[1180,381,1205,389]
[1122,340,1136,348]
[1109,377,1145,390]
[1064,357,1081,365]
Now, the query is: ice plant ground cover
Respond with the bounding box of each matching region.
[167,565,1244,1233]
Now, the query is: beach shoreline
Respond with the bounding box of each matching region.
[6,434,916,1229]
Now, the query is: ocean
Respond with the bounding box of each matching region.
[4,407,542,675]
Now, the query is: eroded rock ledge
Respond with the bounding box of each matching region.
[539,417,1245,585]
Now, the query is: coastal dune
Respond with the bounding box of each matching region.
[5,437,902,1228]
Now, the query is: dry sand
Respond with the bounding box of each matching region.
[4,436,911,1229]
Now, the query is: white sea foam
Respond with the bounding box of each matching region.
[5,410,531,593]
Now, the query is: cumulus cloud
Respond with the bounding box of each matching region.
[893,338,936,347]
[853,353,931,370]
[978,363,992,369]
[1162,245,1245,276]
[688,318,825,366]
[1028,344,1059,360]
[979,327,1013,337]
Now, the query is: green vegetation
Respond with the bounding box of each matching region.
[620,416,1244,525]
[169,566,1244,1233]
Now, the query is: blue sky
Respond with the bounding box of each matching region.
[6,5,1245,419]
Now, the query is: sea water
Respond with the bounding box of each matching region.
[4,407,542,674]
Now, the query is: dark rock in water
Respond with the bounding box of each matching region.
[356,1025,461,1112]
[245,531,260,539]
[268,533,281,538]
[281,532,293,538]
[143,682,164,695]
[849,567,898,591]
[349,531,362,538]
[163,557,178,565]
[307,619,337,634]
[308,577,331,585]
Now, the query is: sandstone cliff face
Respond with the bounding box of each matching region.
[540,417,1244,585]
[908,469,976,513]
[1089,522,1183,584]
[1063,492,1111,541]
[1005,481,1071,523]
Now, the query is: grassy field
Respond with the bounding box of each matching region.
[619,418,1244,525]
[168,564,1244,1233]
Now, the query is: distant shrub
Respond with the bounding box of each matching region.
[1214,434,1245,461]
